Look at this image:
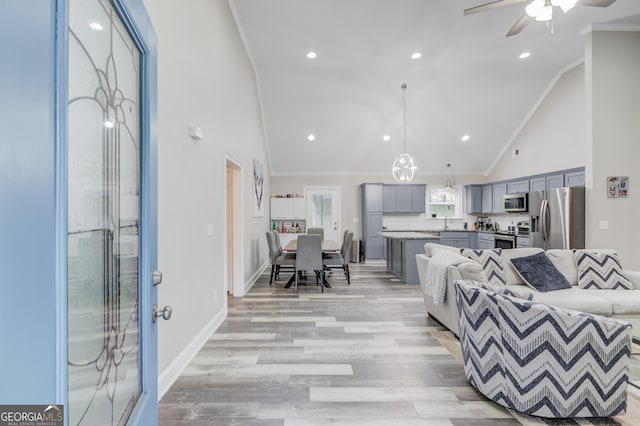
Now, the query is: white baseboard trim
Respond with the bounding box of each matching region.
[244,260,270,294]
[157,306,227,400]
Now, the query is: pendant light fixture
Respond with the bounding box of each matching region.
[392,83,418,183]
[444,163,454,194]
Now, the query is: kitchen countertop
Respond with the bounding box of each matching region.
[379,231,440,240]
[382,229,529,236]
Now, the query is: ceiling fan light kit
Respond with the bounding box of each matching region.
[465,0,617,37]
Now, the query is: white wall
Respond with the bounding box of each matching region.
[586,31,640,269]
[143,0,271,392]
[487,64,587,181]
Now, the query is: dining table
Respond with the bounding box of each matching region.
[282,238,340,289]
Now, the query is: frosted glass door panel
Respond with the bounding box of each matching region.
[305,188,339,243]
[68,0,141,424]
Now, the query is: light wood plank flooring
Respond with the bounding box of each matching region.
[160,261,640,425]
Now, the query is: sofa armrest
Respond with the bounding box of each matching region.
[415,254,430,293]
[625,270,640,289]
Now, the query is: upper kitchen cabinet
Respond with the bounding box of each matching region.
[481,185,493,214]
[492,183,507,214]
[546,174,565,189]
[564,170,585,187]
[507,179,529,194]
[363,183,383,212]
[382,184,426,214]
[465,185,483,214]
[531,173,564,191]
[382,185,396,213]
[271,197,306,219]
[530,177,545,191]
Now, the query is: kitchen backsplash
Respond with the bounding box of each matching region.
[382,213,529,231]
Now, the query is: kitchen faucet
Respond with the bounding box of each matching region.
[444,216,449,230]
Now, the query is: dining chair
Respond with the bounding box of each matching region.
[294,234,324,292]
[307,227,324,239]
[265,231,295,286]
[323,231,353,284]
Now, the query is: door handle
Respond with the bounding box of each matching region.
[153,304,173,323]
[152,270,163,286]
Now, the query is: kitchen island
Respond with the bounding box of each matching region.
[380,232,439,284]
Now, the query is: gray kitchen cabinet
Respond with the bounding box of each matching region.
[516,236,529,248]
[465,185,483,214]
[469,232,478,249]
[440,232,470,249]
[546,174,564,189]
[411,185,426,213]
[481,185,493,213]
[530,177,545,191]
[507,179,529,194]
[382,185,396,213]
[364,183,383,212]
[531,174,564,191]
[395,185,413,213]
[381,184,426,214]
[564,171,585,187]
[477,232,495,250]
[492,183,507,214]
[361,183,385,259]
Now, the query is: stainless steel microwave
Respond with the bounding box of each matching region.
[504,193,528,213]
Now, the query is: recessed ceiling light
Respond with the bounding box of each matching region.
[461,134,471,142]
[411,52,422,59]
[519,51,531,59]
[307,134,316,141]
[89,22,104,31]
[306,51,317,59]
[382,135,391,142]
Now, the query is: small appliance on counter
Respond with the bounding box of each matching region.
[517,221,529,235]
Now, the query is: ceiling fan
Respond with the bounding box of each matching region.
[464,0,617,37]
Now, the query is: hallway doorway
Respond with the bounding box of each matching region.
[226,158,244,297]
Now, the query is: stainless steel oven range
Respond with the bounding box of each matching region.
[494,231,516,249]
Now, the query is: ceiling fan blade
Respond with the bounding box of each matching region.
[464,0,526,16]
[580,0,616,7]
[506,14,534,37]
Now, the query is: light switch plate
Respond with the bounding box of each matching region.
[599,220,609,230]
[352,217,360,223]
[207,224,214,236]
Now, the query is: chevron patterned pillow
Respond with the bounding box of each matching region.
[574,250,634,290]
[460,248,506,287]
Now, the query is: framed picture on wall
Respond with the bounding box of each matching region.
[253,159,265,216]
[607,176,629,198]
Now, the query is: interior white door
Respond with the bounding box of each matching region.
[304,188,340,243]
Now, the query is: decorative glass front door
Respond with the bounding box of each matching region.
[67,0,144,424]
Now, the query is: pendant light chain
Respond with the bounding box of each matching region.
[402,83,407,154]
[392,83,418,183]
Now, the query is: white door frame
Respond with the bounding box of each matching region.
[303,186,341,244]
[225,154,245,297]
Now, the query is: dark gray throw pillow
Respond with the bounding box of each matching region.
[510,252,571,292]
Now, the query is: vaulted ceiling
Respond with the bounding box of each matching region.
[229,0,640,176]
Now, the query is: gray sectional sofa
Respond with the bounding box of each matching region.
[416,243,640,337]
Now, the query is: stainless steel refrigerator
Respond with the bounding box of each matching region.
[528,187,585,250]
